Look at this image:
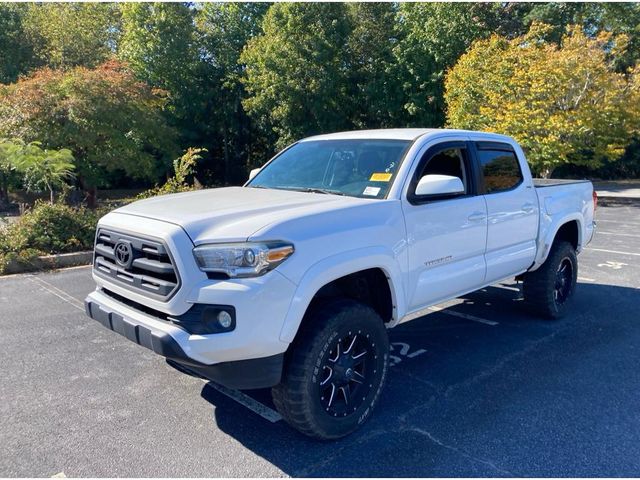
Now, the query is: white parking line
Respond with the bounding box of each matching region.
[203,379,283,423]
[596,221,640,229]
[27,276,85,312]
[578,277,596,282]
[497,284,521,292]
[428,305,499,326]
[597,231,640,238]
[588,248,640,257]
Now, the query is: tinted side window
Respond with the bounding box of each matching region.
[478,149,522,193]
[418,147,469,194]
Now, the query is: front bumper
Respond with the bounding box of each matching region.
[85,290,286,389]
[86,297,197,364]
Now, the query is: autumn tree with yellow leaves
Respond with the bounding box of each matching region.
[445,24,640,178]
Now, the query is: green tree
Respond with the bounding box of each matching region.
[394,3,517,127]
[196,2,270,182]
[11,141,75,204]
[0,4,37,83]
[23,3,119,69]
[241,3,352,148]
[119,3,245,184]
[346,2,404,129]
[523,3,640,71]
[445,24,640,177]
[0,61,178,205]
[118,3,197,107]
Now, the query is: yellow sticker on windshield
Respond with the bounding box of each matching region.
[370,172,392,182]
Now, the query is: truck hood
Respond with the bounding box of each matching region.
[113,186,367,243]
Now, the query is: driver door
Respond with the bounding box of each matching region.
[401,141,488,312]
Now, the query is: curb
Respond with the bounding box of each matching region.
[3,251,93,275]
[597,196,640,207]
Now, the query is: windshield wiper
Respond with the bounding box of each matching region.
[250,185,347,196]
[289,187,347,196]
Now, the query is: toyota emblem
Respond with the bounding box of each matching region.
[114,241,133,269]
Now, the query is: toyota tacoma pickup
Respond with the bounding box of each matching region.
[85,129,596,439]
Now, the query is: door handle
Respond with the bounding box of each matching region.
[467,212,486,222]
[522,203,536,213]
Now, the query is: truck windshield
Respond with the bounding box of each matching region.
[247,139,411,199]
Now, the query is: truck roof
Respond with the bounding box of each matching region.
[301,128,501,142]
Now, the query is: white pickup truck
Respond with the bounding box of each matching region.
[85,129,596,439]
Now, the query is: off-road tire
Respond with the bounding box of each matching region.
[272,298,389,440]
[523,241,578,319]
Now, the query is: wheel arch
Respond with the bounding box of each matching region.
[553,220,580,251]
[531,215,583,271]
[279,248,406,344]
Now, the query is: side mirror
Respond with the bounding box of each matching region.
[415,174,464,197]
[248,167,261,181]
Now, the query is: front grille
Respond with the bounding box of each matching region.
[93,228,180,301]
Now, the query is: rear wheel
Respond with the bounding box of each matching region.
[523,241,578,319]
[272,298,389,440]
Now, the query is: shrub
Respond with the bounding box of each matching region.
[137,147,205,199]
[0,60,179,206]
[0,201,104,273]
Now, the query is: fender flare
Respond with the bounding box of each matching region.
[278,246,406,343]
[531,213,583,271]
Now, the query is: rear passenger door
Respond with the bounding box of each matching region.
[473,141,539,283]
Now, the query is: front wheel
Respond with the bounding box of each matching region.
[272,298,389,440]
[523,241,578,319]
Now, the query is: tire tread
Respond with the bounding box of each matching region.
[523,241,577,319]
[272,298,388,439]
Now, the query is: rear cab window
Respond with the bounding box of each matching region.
[475,142,523,193]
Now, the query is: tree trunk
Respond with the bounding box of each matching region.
[49,188,55,204]
[223,127,230,186]
[79,175,97,209]
[86,186,97,209]
[0,171,8,206]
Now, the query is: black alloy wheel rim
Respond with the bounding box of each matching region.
[554,257,573,305]
[318,331,376,417]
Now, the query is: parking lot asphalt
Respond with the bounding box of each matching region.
[1,203,639,477]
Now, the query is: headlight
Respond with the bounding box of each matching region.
[192,241,294,278]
